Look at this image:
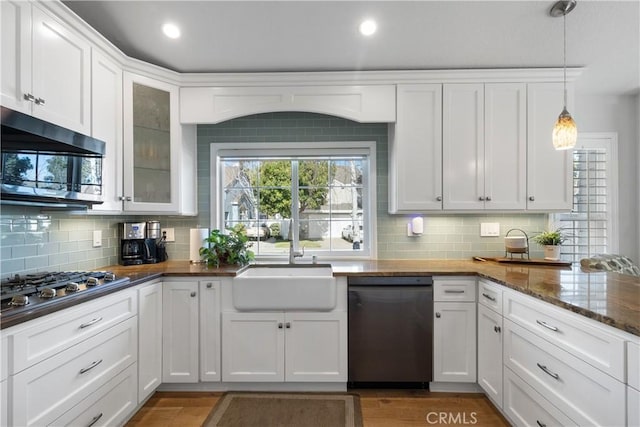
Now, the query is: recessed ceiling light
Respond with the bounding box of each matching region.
[162,23,181,39]
[359,19,377,36]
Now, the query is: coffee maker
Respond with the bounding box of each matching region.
[120,221,159,265]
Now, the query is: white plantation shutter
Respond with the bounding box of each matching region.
[555,134,618,263]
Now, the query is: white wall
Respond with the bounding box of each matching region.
[576,93,640,262]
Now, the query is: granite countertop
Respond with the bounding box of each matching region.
[3,260,639,337]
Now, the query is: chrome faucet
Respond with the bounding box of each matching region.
[287,218,304,263]
[289,240,304,264]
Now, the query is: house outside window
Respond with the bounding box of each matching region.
[210,142,376,259]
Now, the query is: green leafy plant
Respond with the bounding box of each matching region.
[531,228,569,246]
[199,226,255,267]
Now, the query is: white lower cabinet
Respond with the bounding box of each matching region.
[199,280,221,381]
[162,281,199,383]
[222,311,347,383]
[503,318,625,427]
[477,304,503,407]
[12,316,137,427]
[503,367,577,427]
[433,301,476,382]
[628,386,640,427]
[138,281,163,401]
[50,363,137,427]
[1,379,8,427]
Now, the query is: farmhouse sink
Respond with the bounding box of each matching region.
[233,264,336,311]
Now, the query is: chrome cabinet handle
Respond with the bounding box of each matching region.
[190,292,197,297]
[529,196,535,201]
[436,196,442,201]
[125,196,132,201]
[482,292,496,302]
[444,289,465,294]
[79,317,103,329]
[80,359,103,374]
[435,312,441,318]
[285,322,291,329]
[537,362,560,380]
[34,97,45,105]
[478,196,485,201]
[486,196,492,201]
[494,325,501,333]
[536,319,559,332]
[23,93,35,102]
[278,322,283,329]
[206,282,213,288]
[87,413,103,427]
[536,421,546,427]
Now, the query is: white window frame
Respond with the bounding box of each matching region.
[552,132,619,258]
[210,141,377,260]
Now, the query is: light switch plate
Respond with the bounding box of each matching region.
[92,230,102,247]
[480,223,500,237]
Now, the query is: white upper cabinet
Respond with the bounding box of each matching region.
[1,2,91,134]
[389,84,443,213]
[90,50,123,213]
[443,83,526,210]
[526,82,574,211]
[123,72,197,214]
[180,85,396,124]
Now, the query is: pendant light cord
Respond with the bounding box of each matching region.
[563,6,568,109]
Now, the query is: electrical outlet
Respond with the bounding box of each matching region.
[92,230,102,247]
[480,223,500,237]
[161,228,175,242]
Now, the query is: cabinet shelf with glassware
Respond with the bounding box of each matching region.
[122,72,197,215]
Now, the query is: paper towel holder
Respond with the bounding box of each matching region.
[407,216,424,237]
[190,228,210,264]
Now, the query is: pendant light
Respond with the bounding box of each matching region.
[550,0,577,150]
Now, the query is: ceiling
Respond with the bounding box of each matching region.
[62,1,639,95]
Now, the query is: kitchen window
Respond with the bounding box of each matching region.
[210,142,376,259]
[554,133,619,263]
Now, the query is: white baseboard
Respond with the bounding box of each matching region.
[157,382,348,392]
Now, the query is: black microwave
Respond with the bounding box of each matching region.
[1,107,105,207]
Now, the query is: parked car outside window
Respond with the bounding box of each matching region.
[341,224,363,243]
[245,222,271,240]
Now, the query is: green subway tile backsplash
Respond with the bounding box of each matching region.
[0,112,547,276]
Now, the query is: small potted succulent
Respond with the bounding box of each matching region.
[532,228,569,260]
[199,225,255,267]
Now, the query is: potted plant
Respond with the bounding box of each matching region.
[199,225,255,267]
[531,228,569,260]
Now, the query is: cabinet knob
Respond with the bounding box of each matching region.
[435,312,441,318]
[285,322,291,329]
[494,325,501,333]
[529,196,535,201]
[190,292,196,297]
[23,93,35,102]
[206,282,213,288]
[536,421,547,427]
[436,196,442,202]
[34,97,45,105]
[478,196,485,201]
[278,323,283,329]
[125,196,132,202]
[486,196,492,201]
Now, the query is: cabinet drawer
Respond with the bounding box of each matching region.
[503,367,577,427]
[13,317,137,427]
[628,341,640,390]
[49,363,137,427]
[503,290,625,381]
[478,279,503,314]
[504,319,625,427]
[12,289,137,374]
[434,277,476,302]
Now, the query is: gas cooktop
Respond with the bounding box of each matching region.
[0,271,129,316]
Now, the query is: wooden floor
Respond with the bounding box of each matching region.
[125,390,510,427]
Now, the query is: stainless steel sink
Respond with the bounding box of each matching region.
[233,264,336,311]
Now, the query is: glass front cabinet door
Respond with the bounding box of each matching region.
[123,72,195,213]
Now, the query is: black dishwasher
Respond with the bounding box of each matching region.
[348,276,433,388]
